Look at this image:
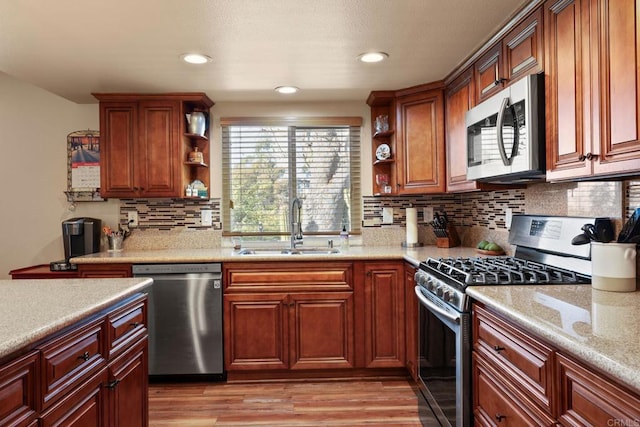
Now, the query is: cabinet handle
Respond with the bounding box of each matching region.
[78,351,91,361]
[106,379,121,389]
[129,322,140,328]
[493,345,505,352]
[495,413,506,422]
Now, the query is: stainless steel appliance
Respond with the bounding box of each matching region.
[51,217,102,271]
[466,74,545,183]
[413,215,613,426]
[132,263,223,377]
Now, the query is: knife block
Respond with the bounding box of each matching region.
[436,224,461,248]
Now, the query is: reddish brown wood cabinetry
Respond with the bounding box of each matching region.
[395,86,446,194]
[94,93,213,199]
[545,0,640,180]
[362,262,405,368]
[0,293,148,426]
[472,302,640,426]
[403,262,418,381]
[223,262,355,377]
[78,264,132,278]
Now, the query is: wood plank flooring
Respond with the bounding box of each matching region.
[148,377,440,426]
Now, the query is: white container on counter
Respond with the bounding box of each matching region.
[591,242,637,292]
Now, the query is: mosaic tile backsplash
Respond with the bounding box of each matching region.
[117,181,638,250]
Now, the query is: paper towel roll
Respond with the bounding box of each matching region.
[406,208,418,244]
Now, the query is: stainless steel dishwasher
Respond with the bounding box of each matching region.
[132,263,223,377]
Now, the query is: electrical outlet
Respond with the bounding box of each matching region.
[382,207,394,224]
[127,210,138,227]
[201,210,213,226]
[423,207,434,223]
[505,208,513,229]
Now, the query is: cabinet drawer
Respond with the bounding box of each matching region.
[39,318,106,409]
[0,351,39,426]
[225,262,353,292]
[557,353,640,426]
[107,294,147,358]
[473,305,555,414]
[473,352,555,426]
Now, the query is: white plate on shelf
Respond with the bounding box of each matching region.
[376,143,390,160]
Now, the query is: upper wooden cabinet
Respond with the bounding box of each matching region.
[94,93,214,198]
[474,8,544,104]
[367,91,396,195]
[545,0,640,180]
[395,85,446,194]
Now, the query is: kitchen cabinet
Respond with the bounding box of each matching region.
[0,293,148,426]
[78,263,132,278]
[223,262,355,378]
[403,262,418,381]
[472,302,640,425]
[362,262,405,368]
[394,84,446,194]
[10,264,80,279]
[474,8,544,104]
[94,93,214,199]
[545,0,640,180]
[367,91,396,195]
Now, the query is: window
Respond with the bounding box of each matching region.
[222,117,362,239]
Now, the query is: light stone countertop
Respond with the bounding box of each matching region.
[467,285,640,394]
[70,245,480,266]
[0,278,153,360]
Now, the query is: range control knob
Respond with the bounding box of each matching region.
[443,290,453,302]
[436,286,444,297]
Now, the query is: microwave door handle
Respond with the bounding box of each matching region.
[496,97,512,166]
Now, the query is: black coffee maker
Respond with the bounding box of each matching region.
[50,217,102,271]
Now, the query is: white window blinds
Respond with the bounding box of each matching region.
[221,117,362,237]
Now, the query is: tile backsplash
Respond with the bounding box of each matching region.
[117,181,639,250]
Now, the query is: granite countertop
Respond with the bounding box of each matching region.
[71,245,480,266]
[0,278,153,360]
[467,285,640,394]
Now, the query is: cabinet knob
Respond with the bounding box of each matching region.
[493,345,505,352]
[578,154,586,162]
[78,351,90,361]
[495,413,506,422]
[585,152,598,160]
[106,379,121,389]
[130,322,140,328]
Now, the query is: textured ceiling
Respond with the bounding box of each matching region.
[0,0,529,104]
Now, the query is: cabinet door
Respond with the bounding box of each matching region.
[591,0,640,176]
[289,292,354,370]
[362,263,405,368]
[99,102,138,198]
[40,368,108,427]
[224,293,289,371]
[0,352,38,427]
[106,338,148,427]
[445,68,479,192]
[545,0,594,180]
[503,7,544,83]
[137,100,182,197]
[395,89,446,194]
[475,42,505,103]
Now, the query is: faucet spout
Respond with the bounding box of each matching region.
[291,198,303,248]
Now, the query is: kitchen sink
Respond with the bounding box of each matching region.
[236,247,341,255]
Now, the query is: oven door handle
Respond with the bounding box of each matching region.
[414,286,460,325]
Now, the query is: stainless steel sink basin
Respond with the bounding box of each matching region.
[236,247,340,255]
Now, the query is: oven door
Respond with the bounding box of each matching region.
[415,285,471,427]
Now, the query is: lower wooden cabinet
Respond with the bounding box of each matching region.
[77,263,132,278]
[472,302,640,426]
[223,260,407,378]
[403,262,418,381]
[0,293,148,426]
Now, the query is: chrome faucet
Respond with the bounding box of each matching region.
[290,197,303,248]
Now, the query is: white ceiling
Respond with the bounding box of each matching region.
[0,0,529,104]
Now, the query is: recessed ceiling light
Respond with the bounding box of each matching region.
[275,86,299,94]
[358,52,389,63]
[181,53,212,64]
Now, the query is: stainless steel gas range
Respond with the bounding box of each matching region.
[413,215,613,427]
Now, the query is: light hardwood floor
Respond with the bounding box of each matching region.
[148,377,439,426]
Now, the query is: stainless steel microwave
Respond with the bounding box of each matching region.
[466,73,545,183]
